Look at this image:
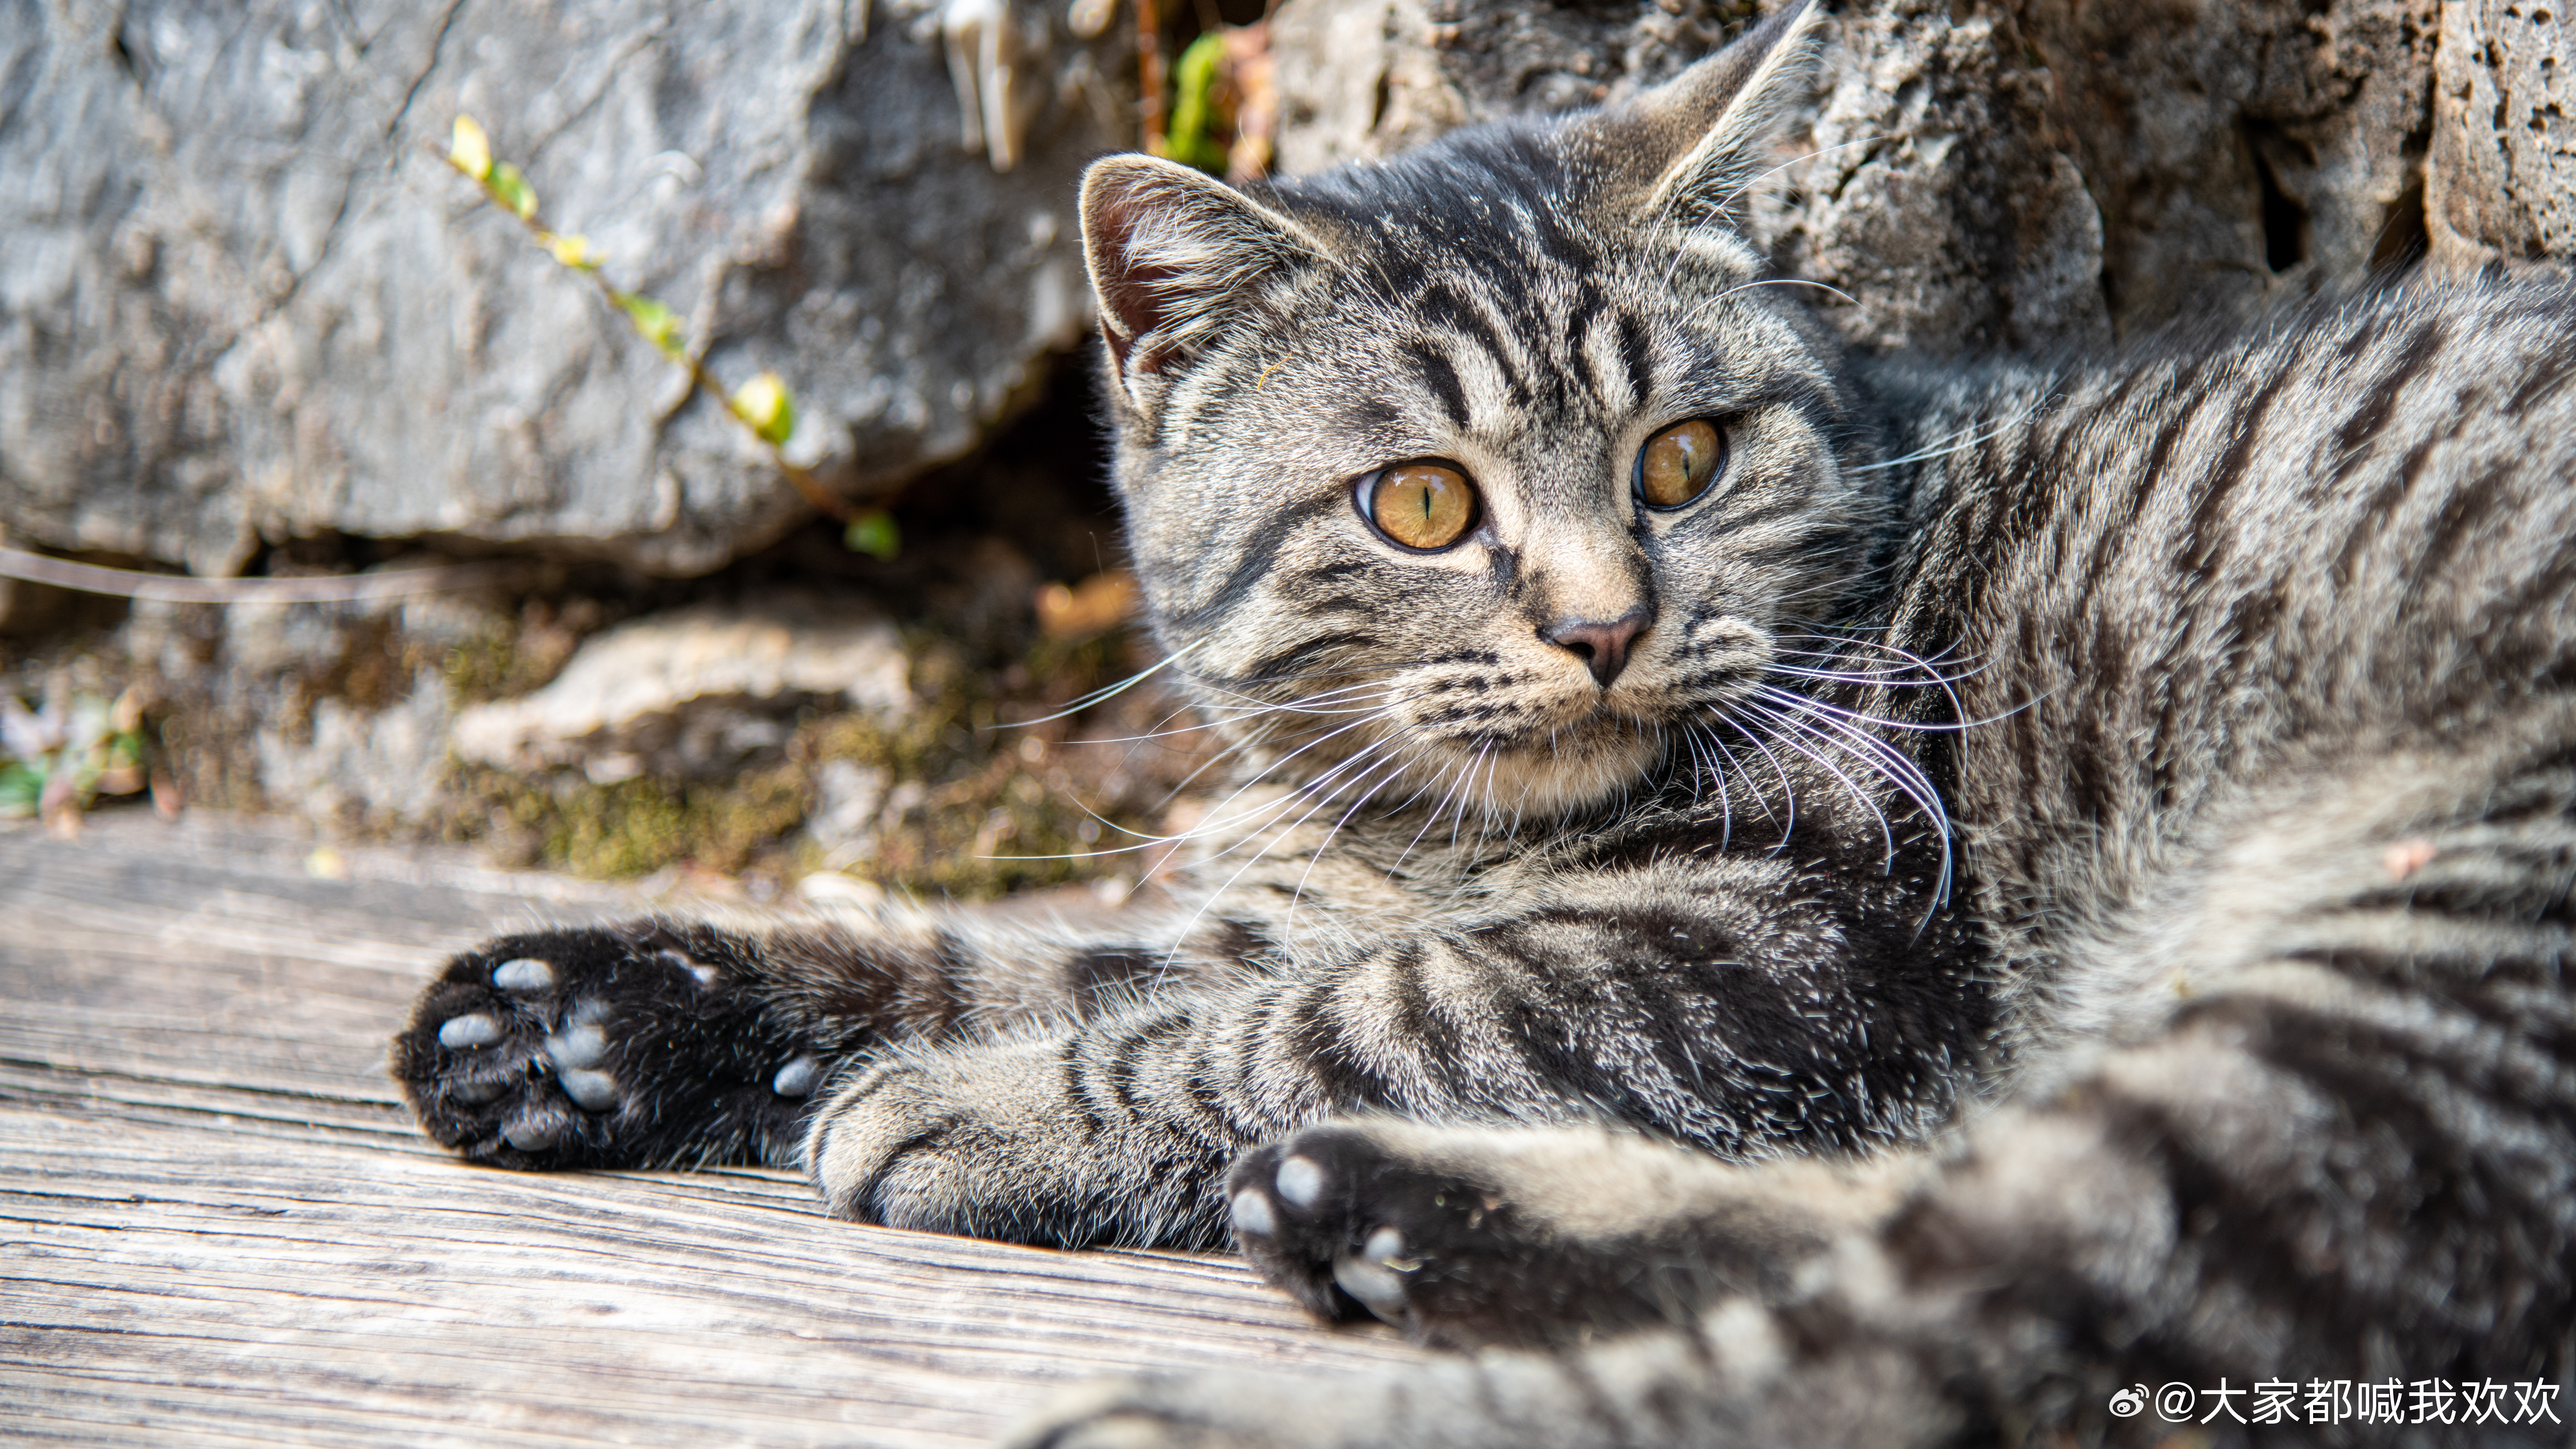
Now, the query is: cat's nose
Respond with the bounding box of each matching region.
[1541,609,1651,689]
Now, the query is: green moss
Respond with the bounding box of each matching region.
[435,622,1186,898]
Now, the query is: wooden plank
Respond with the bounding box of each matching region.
[0,813,1419,1445]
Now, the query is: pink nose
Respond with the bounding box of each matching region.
[1541,610,1650,688]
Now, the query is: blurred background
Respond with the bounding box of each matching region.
[2,0,2566,899]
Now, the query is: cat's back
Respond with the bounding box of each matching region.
[1880,277,2576,1006]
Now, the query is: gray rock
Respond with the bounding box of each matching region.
[2427,0,2574,267]
[1269,0,2567,353]
[449,588,911,778]
[1,0,1128,577]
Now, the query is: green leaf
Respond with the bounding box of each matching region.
[843,509,901,560]
[1165,31,1231,175]
[731,371,796,445]
[542,231,601,270]
[486,161,539,220]
[614,292,686,359]
[449,116,493,181]
[0,762,41,819]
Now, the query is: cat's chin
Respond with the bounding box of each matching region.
[1447,726,1666,820]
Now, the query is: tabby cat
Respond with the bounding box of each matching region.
[396,3,2576,1442]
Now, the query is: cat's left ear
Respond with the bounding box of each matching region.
[1079,154,1335,402]
[1601,0,1824,229]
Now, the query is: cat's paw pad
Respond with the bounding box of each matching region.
[1224,1123,1505,1337]
[393,926,821,1170]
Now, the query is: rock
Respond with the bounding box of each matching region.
[1268,0,2567,354]
[0,0,1128,577]
[450,590,911,778]
[254,666,462,828]
[806,757,894,866]
[2427,0,2575,267]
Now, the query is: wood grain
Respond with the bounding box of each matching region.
[0,813,1418,1446]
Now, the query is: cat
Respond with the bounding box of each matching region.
[396,2,2576,1443]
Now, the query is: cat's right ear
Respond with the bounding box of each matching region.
[1606,0,1824,230]
[1079,155,1331,401]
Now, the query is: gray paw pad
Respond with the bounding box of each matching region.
[770,1055,821,1098]
[1362,1225,1415,1269]
[490,957,553,991]
[1230,1189,1277,1238]
[557,1068,620,1111]
[1333,1254,1408,1324]
[656,948,722,988]
[448,1075,507,1104]
[438,1013,503,1049]
[1330,1226,1415,1325]
[1275,1154,1325,1207]
[502,1106,569,1152]
[545,1000,611,1071]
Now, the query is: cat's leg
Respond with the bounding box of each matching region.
[1220,1120,1916,1349]
[392,906,1192,1171]
[800,843,1984,1247]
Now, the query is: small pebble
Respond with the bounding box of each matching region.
[771,1055,821,1098]
[502,1110,566,1152]
[438,1013,502,1049]
[1275,1154,1324,1208]
[545,1020,608,1071]
[557,1068,620,1111]
[491,957,554,991]
[1229,1189,1276,1238]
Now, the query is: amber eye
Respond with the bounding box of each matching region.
[1360,462,1480,550]
[1635,419,1727,510]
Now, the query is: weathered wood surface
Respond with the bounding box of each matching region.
[0,812,1419,1446]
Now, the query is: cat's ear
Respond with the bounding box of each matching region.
[1609,0,1824,228]
[1079,154,1333,395]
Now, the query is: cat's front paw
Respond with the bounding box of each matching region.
[805,1044,1224,1247]
[393,922,826,1169]
[1227,1121,1845,1350]
[1224,1122,1528,1345]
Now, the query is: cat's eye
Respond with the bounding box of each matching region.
[1358,462,1480,551]
[1635,419,1727,510]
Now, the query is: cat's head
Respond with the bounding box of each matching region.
[1079,1,1884,823]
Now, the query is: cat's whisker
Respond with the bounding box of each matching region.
[1741,686,1956,903]
[1695,721,1765,840]
[1737,700,1898,871]
[1294,740,1444,909]
[1752,680,1971,733]
[1844,398,2051,475]
[1707,133,1890,222]
[1700,276,1863,314]
[1130,706,1405,858]
[1011,636,1212,727]
[1711,710,1801,849]
[1172,732,1426,944]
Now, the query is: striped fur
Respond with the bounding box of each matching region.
[392,5,2576,1440]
